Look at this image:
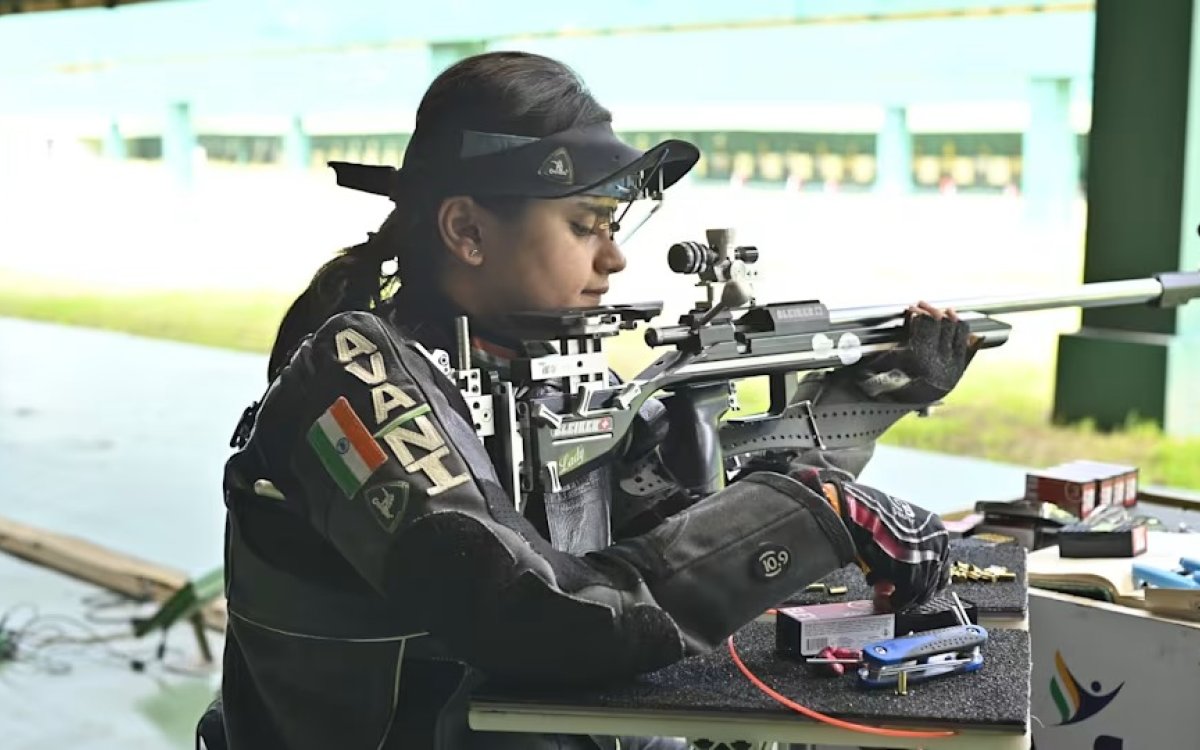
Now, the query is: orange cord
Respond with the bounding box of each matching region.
[726,634,957,740]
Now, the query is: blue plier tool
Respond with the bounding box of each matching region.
[1132,556,1200,590]
[857,593,988,694]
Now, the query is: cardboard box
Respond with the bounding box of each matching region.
[1063,460,1139,507]
[774,600,895,658]
[1098,473,1118,508]
[1031,589,1200,749]
[1058,515,1149,558]
[1025,465,1098,519]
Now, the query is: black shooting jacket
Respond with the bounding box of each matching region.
[215,288,889,750]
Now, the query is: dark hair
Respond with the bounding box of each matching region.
[267,51,613,379]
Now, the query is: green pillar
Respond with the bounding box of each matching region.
[1023,77,1077,224]
[875,105,912,194]
[1053,0,1200,437]
[283,115,311,171]
[429,40,487,77]
[163,101,196,186]
[103,119,125,161]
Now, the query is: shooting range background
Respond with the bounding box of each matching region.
[2,1,1198,748]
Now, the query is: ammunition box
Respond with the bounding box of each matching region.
[1025,465,1098,519]
[1062,460,1139,507]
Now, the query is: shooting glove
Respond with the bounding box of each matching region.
[851,310,978,404]
[791,468,950,611]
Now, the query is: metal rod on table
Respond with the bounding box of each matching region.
[828,277,1167,326]
[951,592,970,626]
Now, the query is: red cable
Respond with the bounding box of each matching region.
[726,635,957,739]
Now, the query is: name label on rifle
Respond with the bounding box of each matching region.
[552,416,614,440]
[772,303,827,322]
[530,352,608,381]
[743,302,830,332]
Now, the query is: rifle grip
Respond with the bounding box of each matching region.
[660,382,733,498]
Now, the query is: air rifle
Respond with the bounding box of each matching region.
[443,228,1200,512]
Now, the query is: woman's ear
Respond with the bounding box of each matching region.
[437,196,485,267]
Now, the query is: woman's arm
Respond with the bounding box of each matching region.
[239,311,858,686]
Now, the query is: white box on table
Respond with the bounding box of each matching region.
[1030,589,1200,750]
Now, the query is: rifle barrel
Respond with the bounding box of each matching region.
[828,277,1170,326]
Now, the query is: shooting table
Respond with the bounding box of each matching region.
[470,539,1032,749]
[1025,527,1200,749]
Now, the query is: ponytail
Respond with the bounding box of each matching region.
[266,181,537,381]
[266,207,411,381]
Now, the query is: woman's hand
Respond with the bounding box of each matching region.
[850,300,983,404]
[831,479,950,611]
[789,468,951,612]
[910,300,961,325]
[872,581,899,612]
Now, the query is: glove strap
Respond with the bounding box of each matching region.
[821,482,842,515]
[786,473,875,578]
[812,479,875,578]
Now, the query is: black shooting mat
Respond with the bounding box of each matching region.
[473,620,1029,730]
[781,538,1028,616]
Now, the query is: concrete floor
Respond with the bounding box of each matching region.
[1,318,250,748]
[0,317,262,574]
[1,316,1191,748]
[0,554,223,750]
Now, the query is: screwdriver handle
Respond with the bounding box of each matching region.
[858,650,985,688]
[1132,562,1200,590]
[862,624,988,666]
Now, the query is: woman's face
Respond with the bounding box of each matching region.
[451,195,628,314]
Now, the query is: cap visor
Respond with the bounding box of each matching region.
[328,161,395,197]
[564,138,700,200]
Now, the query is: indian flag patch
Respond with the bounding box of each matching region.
[307,396,389,498]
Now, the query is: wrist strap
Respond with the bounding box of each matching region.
[816,480,873,576]
[821,482,842,516]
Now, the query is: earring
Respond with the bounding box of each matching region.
[469,246,481,257]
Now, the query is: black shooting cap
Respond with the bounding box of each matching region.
[328,121,699,203]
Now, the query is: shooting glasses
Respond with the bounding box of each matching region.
[329,122,700,241]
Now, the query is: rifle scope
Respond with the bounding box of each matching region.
[668,241,759,275]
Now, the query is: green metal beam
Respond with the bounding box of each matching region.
[163,100,195,187]
[1023,77,1078,223]
[876,105,913,194]
[1053,0,1200,436]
